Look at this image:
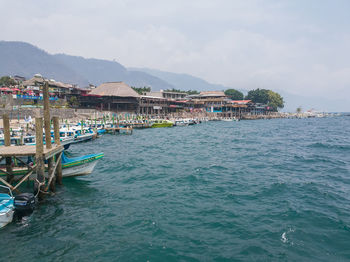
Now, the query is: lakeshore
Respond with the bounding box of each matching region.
[0,107,338,130]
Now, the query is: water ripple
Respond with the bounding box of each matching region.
[1,116,350,261]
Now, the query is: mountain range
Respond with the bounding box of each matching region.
[0,40,346,112]
[0,41,224,92]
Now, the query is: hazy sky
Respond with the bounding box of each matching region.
[1,0,350,102]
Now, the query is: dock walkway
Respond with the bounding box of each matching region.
[0,145,63,159]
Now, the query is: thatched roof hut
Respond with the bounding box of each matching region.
[90,82,140,98]
[22,76,73,89]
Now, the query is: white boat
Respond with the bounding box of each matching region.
[73,132,95,143]
[60,136,75,149]
[0,185,14,229]
[62,159,99,177]
[174,120,188,126]
[0,152,104,179]
[60,152,104,177]
[184,118,196,125]
[222,117,238,122]
[23,135,75,150]
[67,126,96,143]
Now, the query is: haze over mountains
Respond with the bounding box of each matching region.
[1,41,224,92]
[0,40,346,112]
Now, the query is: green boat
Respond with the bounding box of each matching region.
[0,152,104,178]
[151,120,174,128]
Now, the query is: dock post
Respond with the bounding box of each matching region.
[53,116,63,185]
[35,117,45,199]
[43,82,52,149]
[3,114,13,182]
[43,82,55,192]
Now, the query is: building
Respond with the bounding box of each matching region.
[21,74,74,99]
[187,91,228,112]
[79,82,140,112]
[145,90,187,100]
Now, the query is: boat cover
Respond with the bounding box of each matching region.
[61,152,104,164]
[0,194,13,212]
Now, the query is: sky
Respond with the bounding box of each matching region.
[1,0,350,110]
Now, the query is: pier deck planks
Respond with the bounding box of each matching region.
[0,145,63,159]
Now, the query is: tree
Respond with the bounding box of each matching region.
[0,76,16,86]
[165,88,199,95]
[267,90,284,111]
[68,96,80,107]
[296,107,302,113]
[187,90,199,95]
[132,86,151,94]
[245,88,284,111]
[165,88,182,93]
[224,89,244,100]
[245,88,269,104]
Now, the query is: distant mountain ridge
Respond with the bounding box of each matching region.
[129,67,243,92]
[0,41,87,86]
[54,54,174,89]
[0,41,175,89]
[0,41,236,92]
[1,40,345,111]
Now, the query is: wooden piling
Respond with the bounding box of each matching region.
[3,114,11,147]
[43,82,52,149]
[35,117,45,199]
[43,82,55,192]
[3,114,13,182]
[53,116,63,185]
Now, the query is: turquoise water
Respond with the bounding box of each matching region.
[1,116,350,261]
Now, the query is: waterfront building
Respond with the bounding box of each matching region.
[79,82,140,112]
[187,91,227,112]
[21,74,75,100]
[0,73,274,116]
[145,90,187,100]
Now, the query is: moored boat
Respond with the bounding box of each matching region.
[0,185,14,229]
[0,152,104,178]
[61,152,104,177]
[221,117,238,122]
[174,120,188,126]
[151,120,174,128]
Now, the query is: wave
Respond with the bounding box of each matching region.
[307,142,350,151]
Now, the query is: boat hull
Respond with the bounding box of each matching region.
[73,134,94,143]
[0,209,14,228]
[151,123,173,128]
[62,160,98,177]
[0,153,103,179]
[0,196,14,229]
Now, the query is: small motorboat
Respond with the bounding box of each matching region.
[61,152,104,177]
[73,129,96,143]
[174,120,188,126]
[0,151,103,179]
[0,186,36,229]
[0,185,14,229]
[151,119,174,128]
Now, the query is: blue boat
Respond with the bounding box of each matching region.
[0,185,14,228]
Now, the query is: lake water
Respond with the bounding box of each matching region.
[1,116,350,261]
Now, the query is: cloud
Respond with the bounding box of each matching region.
[0,0,349,109]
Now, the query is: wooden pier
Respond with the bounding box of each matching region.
[0,144,63,158]
[0,82,63,198]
